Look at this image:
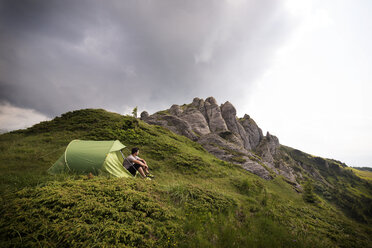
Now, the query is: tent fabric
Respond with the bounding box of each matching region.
[49,154,67,174]
[102,151,132,178]
[48,140,134,178]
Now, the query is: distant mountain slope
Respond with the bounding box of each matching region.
[0,108,371,247]
[353,167,372,172]
[350,167,372,181]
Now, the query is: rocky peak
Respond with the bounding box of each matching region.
[220,101,237,132]
[203,97,228,133]
[140,97,300,184]
[190,97,207,117]
[220,101,236,115]
[191,97,204,108]
[169,104,182,116]
[266,132,279,146]
[205,96,218,105]
[239,114,263,149]
[256,132,280,164]
[220,101,251,150]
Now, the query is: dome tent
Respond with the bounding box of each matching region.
[48,140,133,178]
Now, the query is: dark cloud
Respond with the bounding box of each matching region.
[0,0,294,117]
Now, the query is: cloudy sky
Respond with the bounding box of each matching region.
[0,0,371,167]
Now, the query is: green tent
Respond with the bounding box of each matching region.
[48,140,134,178]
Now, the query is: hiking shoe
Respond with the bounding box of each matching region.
[144,177,152,181]
[146,173,155,178]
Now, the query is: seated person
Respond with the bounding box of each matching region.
[123,147,154,179]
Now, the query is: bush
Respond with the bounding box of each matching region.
[303,180,318,204]
[166,184,236,213]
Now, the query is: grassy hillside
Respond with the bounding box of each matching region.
[279,146,372,223]
[0,109,371,247]
[349,168,372,181]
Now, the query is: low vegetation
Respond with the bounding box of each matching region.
[0,109,371,247]
[280,146,372,223]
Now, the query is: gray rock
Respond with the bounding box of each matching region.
[191,97,207,119]
[169,104,183,116]
[198,133,249,161]
[145,114,198,141]
[221,101,251,149]
[275,162,297,182]
[220,101,239,133]
[239,114,263,149]
[180,108,210,136]
[162,115,199,141]
[140,111,149,120]
[204,97,228,132]
[254,132,280,164]
[266,132,280,155]
[264,162,279,175]
[217,131,245,147]
[242,161,272,180]
[197,133,271,180]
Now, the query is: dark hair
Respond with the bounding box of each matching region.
[131,147,139,154]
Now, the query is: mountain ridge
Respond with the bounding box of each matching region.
[139,97,334,186]
[141,97,282,181]
[139,96,372,222]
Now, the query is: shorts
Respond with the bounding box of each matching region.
[127,163,141,176]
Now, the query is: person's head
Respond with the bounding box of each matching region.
[131,147,139,155]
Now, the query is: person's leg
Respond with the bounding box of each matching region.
[142,165,150,174]
[137,166,146,178]
[141,165,154,178]
[127,163,145,177]
[138,160,153,177]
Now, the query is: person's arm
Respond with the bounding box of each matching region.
[137,156,147,165]
[132,159,146,166]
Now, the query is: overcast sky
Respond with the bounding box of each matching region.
[0,0,371,167]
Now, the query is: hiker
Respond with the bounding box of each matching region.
[123,147,154,179]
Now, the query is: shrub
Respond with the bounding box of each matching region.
[303,180,318,204]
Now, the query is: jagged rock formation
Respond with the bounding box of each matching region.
[141,97,300,186]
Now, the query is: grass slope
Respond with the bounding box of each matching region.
[349,168,372,181]
[0,109,371,247]
[279,146,372,223]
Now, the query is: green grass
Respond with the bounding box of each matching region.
[0,109,371,247]
[349,167,372,181]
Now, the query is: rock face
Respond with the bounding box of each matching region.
[255,132,280,164]
[221,101,251,150]
[180,108,210,136]
[140,97,299,185]
[239,114,264,149]
[142,113,199,141]
[204,97,228,133]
